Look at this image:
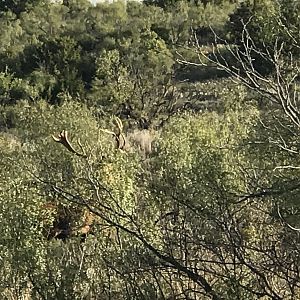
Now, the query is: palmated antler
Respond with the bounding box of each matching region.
[52,130,87,157]
[100,117,126,151]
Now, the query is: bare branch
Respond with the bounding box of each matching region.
[178,23,300,128]
[277,205,300,232]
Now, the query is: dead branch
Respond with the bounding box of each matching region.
[176,23,300,128]
[277,204,300,232]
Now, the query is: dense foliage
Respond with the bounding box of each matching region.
[1,0,300,299]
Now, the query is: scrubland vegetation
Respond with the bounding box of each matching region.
[1,0,300,299]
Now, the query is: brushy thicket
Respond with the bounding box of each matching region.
[2,0,300,299]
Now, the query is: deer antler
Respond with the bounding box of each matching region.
[114,116,123,132]
[52,130,87,157]
[100,117,126,151]
[114,117,126,150]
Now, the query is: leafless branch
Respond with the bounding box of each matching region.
[277,204,300,232]
[177,24,300,128]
